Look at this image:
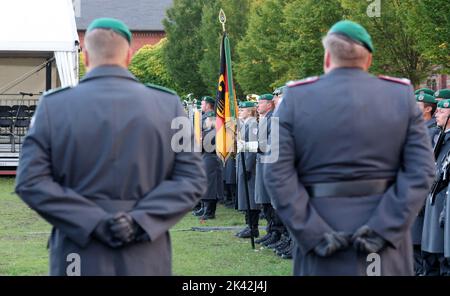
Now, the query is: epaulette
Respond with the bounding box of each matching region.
[287,76,319,88]
[145,83,177,95]
[378,75,411,85]
[42,86,71,97]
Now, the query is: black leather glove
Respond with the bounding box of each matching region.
[93,214,124,248]
[352,225,387,254]
[109,212,137,244]
[110,212,150,244]
[313,232,351,257]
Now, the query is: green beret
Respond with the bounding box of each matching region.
[435,89,450,100]
[416,94,437,104]
[415,88,435,96]
[328,20,374,53]
[259,94,274,101]
[437,99,450,109]
[239,101,257,108]
[202,96,215,105]
[87,18,132,44]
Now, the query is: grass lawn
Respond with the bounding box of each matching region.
[0,177,291,276]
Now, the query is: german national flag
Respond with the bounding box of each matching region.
[215,33,238,164]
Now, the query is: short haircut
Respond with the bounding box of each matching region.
[322,33,370,68]
[424,102,437,116]
[84,29,129,65]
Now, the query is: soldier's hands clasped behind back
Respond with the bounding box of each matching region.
[313,232,351,257]
[351,225,387,254]
[93,212,150,248]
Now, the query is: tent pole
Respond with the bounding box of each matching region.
[46,59,52,91]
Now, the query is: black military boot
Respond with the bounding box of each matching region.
[255,220,273,244]
[193,201,205,217]
[237,210,260,238]
[272,234,290,252]
[235,226,250,237]
[236,212,250,237]
[262,231,281,247]
[280,240,295,259]
[200,200,217,220]
[275,237,292,256]
[255,232,273,244]
[237,226,259,238]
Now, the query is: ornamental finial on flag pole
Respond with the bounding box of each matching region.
[219,9,226,32]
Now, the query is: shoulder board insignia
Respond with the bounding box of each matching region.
[378,75,411,85]
[145,83,177,95]
[287,76,319,88]
[42,86,71,97]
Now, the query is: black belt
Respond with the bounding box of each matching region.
[305,179,394,198]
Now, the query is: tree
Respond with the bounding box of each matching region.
[129,39,176,90]
[411,0,450,71]
[198,0,251,98]
[235,0,286,94]
[338,0,433,86]
[163,0,208,97]
[270,0,344,86]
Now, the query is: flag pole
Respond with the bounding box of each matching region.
[219,9,255,249]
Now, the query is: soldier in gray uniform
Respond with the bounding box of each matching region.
[411,92,437,275]
[223,156,237,209]
[236,101,260,238]
[193,96,221,220]
[422,93,450,276]
[264,20,434,276]
[254,94,280,246]
[14,18,206,276]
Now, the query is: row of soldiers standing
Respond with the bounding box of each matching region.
[186,87,295,259]
[413,88,450,276]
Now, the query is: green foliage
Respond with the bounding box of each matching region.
[79,52,86,79]
[163,0,208,97]
[411,0,450,72]
[235,0,285,94]
[198,0,251,98]
[162,0,448,94]
[271,0,343,86]
[129,39,176,90]
[338,0,433,86]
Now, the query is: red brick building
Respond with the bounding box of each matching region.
[74,0,172,54]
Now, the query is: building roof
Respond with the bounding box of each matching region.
[75,0,173,31]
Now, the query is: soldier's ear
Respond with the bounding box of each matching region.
[324,50,332,73]
[125,48,133,67]
[83,50,90,69]
[364,54,373,71]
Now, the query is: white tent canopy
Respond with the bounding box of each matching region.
[0,0,79,87]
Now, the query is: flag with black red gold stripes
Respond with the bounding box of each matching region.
[215,33,238,164]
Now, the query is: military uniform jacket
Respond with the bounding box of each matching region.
[223,156,236,185]
[15,66,206,276]
[201,112,221,200]
[255,110,274,204]
[237,117,258,210]
[422,132,450,254]
[264,68,435,276]
[411,118,437,245]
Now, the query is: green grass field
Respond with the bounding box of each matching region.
[0,177,291,275]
